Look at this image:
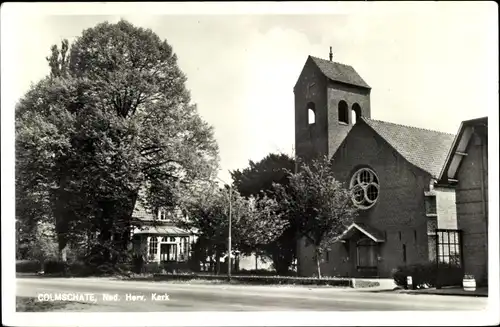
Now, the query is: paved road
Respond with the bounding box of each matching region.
[16,277,488,312]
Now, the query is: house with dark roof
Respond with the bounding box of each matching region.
[130,199,195,269]
[294,51,462,278]
[438,117,488,285]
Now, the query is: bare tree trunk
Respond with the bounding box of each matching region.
[215,252,221,275]
[315,248,322,279]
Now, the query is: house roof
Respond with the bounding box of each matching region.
[361,118,456,178]
[132,225,191,236]
[438,117,488,184]
[309,56,371,89]
[336,223,385,243]
[132,204,153,221]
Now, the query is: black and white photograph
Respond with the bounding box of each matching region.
[1,2,499,326]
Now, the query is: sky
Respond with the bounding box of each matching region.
[2,2,498,184]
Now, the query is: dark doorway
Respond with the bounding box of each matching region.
[160,243,177,262]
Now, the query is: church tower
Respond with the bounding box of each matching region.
[294,48,372,162]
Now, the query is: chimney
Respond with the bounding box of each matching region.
[329,47,333,61]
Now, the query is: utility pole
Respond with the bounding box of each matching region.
[216,175,232,282]
[228,184,232,281]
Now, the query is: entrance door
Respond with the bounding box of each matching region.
[160,243,177,262]
[356,238,378,277]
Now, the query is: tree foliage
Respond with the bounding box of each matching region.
[15,20,219,268]
[231,153,298,274]
[273,156,358,278]
[180,183,287,274]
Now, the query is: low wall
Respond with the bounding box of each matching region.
[152,273,380,288]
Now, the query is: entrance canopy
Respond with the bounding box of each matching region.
[336,223,385,243]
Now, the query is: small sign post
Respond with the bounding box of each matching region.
[407,276,413,290]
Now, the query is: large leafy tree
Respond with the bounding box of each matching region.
[273,156,358,278]
[180,183,287,274]
[15,20,219,267]
[231,153,297,275]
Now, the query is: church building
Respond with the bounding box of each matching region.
[295,49,460,278]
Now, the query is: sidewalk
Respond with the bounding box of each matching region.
[399,286,488,297]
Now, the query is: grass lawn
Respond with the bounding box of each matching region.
[16,297,92,312]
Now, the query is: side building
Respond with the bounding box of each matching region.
[438,117,489,285]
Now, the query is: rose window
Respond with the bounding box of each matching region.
[349,168,380,209]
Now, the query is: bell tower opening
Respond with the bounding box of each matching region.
[352,103,361,125]
[338,100,349,124]
[307,102,316,125]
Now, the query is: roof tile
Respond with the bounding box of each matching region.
[362,118,456,178]
[310,56,370,89]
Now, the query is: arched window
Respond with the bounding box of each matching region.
[338,101,348,124]
[352,103,361,125]
[350,167,380,209]
[307,102,316,125]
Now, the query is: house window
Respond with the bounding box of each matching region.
[160,243,178,262]
[307,102,316,125]
[182,238,189,260]
[170,237,176,242]
[159,209,167,221]
[425,196,437,215]
[350,167,380,209]
[149,237,158,259]
[338,100,348,124]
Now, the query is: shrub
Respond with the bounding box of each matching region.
[43,260,68,274]
[152,273,352,286]
[67,261,96,277]
[392,262,463,289]
[237,269,277,276]
[131,255,145,274]
[16,260,42,273]
[144,262,162,274]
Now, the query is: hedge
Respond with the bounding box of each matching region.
[16,260,42,273]
[43,260,67,274]
[392,262,463,289]
[153,273,352,286]
[236,269,278,276]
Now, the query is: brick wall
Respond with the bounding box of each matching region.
[455,132,488,283]
[294,58,329,161]
[326,81,371,157]
[297,122,434,278]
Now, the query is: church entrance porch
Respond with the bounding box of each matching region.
[337,223,385,278]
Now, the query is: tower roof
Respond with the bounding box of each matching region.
[309,56,371,89]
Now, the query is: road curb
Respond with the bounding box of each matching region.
[398,290,488,297]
